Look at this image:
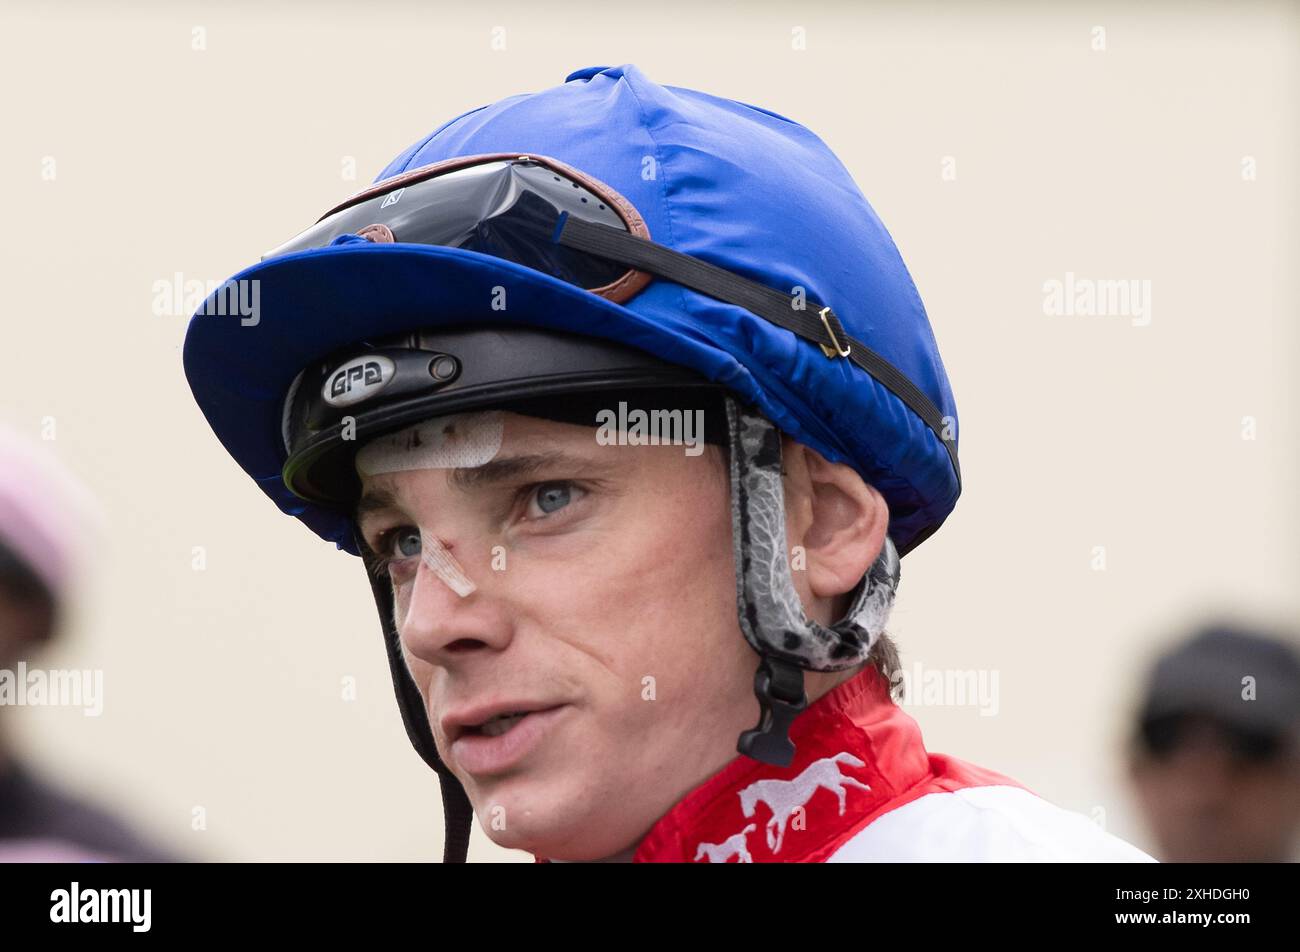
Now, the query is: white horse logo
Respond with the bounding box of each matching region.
[694,824,758,863]
[737,752,871,853]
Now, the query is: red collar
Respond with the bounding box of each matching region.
[533,663,1014,862]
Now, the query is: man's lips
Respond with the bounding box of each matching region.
[441,700,570,743]
[446,705,572,776]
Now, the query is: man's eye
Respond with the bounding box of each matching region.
[526,481,580,518]
[391,527,422,558]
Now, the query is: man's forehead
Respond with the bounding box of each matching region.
[353,409,619,475]
[355,410,506,477]
[353,410,620,514]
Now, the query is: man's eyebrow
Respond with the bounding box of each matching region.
[447,450,613,492]
[353,450,615,520]
[354,486,400,521]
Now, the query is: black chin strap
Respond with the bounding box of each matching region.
[739,656,808,768]
[354,526,474,863]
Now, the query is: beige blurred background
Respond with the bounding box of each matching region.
[0,0,1296,860]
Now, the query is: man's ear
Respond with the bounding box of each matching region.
[782,436,889,611]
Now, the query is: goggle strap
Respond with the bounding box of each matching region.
[556,211,839,343]
[556,213,961,490]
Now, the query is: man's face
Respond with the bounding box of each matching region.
[355,409,760,860]
[1129,715,1300,862]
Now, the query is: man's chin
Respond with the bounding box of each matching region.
[484,823,639,862]
[467,772,565,847]
[467,775,626,858]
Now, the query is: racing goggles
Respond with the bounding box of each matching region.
[263,152,856,359]
[264,152,956,472]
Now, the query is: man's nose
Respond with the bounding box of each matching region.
[397,538,510,665]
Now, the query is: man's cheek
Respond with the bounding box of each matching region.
[391,587,414,634]
[403,653,439,716]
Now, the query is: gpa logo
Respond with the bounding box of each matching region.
[323,355,395,408]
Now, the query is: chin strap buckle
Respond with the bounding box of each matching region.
[737,655,808,768]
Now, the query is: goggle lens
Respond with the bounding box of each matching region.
[262,157,639,295]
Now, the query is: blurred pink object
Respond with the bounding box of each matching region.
[0,424,102,601]
[0,837,118,863]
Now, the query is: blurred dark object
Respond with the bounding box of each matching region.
[0,426,186,863]
[1140,623,1300,739]
[1129,620,1300,863]
[0,760,181,862]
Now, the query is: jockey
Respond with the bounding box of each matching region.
[183,64,1154,863]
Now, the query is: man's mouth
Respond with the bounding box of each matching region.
[474,711,532,738]
[444,703,572,776]
[442,701,569,743]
